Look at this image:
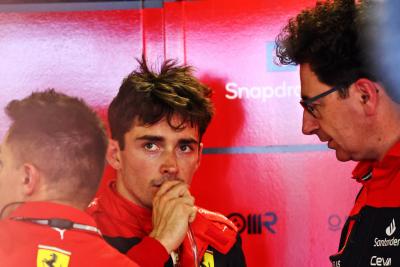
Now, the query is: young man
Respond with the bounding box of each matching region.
[276,0,400,266]
[87,58,246,266]
[0,90,145,266]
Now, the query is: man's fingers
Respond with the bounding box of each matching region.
[179,195,195,206]
[152,180,182,209]
[163,182,189,198]
[150,194,198,253]
[151,181,197,253]
[157,196,195,216]
[153,197,195,225]
[155,180,182,197]
[155,182,191,205]
[188,206,197,223]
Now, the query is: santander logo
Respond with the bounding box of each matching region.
[373,219,399,247]
[386,219,396,237]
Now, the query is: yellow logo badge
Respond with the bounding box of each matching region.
[37,245,71,267]
[201,250,214,267]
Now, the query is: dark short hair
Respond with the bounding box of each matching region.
[6,89,108,205]
[108,57,214,150]
[275,0,376,97]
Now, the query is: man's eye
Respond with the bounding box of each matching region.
[308,103,320,112]
[144,143,158,151]
[180,145,193,153]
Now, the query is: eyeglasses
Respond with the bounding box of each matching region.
[300,86,342,118]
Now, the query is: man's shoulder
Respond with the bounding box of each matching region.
[86,197,102,215]
[85,192,124,236]
[86,187,152,238]
[86,181,117,217]
[0,219,17,254]
[85,196,127,236]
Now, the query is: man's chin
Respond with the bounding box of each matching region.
[335,150,353,162]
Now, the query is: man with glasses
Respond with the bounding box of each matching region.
[276,0,400,266]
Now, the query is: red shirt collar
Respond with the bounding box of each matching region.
[352,140,400,184]
[350,140,400,211]
[97,180,153,235]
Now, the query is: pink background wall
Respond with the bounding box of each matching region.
[0,1,359,266]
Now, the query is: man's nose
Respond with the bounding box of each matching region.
[302,110,320,135]
[159,150,179,177]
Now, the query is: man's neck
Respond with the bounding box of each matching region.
[115,176,152,210]
[374,103,400,160]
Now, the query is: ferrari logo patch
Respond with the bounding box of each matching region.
[201,250,214,267]
[37,245,71,267]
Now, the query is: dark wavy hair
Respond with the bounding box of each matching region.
[108,57,214,149]
[6,89,108,205]
[275,0,376,97]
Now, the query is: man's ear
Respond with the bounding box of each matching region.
[22,163,40,196]
[106,139,122,170]
[353,78,380,116]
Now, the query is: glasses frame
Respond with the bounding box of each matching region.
[300,86,342,118]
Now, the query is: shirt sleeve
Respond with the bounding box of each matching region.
[126,236,170,267]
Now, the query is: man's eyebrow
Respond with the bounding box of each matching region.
[178,138,199,144]
[135,135,165,142]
